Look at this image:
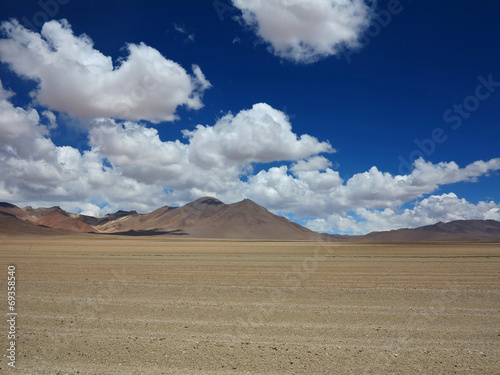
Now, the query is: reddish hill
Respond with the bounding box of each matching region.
[0,203,96,233]
[174,198,322,240]
[95,197,322,240]
[1,200,499,242]
[0,211,72,236]
[0,198,320,240]
[21,206,97,233]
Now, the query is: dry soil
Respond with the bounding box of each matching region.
[0,235,499,374]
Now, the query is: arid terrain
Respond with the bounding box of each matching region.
[1,235,499,374]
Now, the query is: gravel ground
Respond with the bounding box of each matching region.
[1,236,499,374]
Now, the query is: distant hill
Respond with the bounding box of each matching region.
[1,199,499,242]
[358,220,500,243]
[417,220,500,235]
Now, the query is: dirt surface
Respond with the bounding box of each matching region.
[1,235,499,374]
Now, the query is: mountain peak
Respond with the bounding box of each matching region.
[0,202,17,208]
[234,198,266,210]
[195,197,225,206]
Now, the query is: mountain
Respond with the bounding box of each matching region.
[0,210,74,236]
[1,199,499,242]
[0,198,323,240]
[96,197,323,240]
[359,220,500,242]
[22,206,98,233]
[416,220,500,235]
[0,202,97,234]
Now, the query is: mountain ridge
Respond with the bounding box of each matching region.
[0,197,323,240]
[0,198,499,242]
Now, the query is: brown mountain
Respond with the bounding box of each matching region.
[0,204,74,236]
[0,202,97,233]
[22,206,97,233]
[0,198,322,240]
[1,200,499,242]
[358,220,500,242]
[0,204,95,233]
[416,220,500,235]
[95,197,323,240]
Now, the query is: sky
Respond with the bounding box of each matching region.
[0,0,499,235]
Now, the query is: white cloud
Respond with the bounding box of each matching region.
[294,168,343,192]
[42,110,58,129]
[3,100,335,210]
[0,19,210,123]
[87,103,333,202]
[308,193,500,234]
[241,157,500,219]
[0,89,52,161]
[1,79,499,234]
[247,166,310,210]
[0,82,167,213]
[342,159,500,211]
[89,119,196,186]
[410,158,500,186]
[183,103,334,166]
[307,214,357,233]
[0,80,14,100]
[291,156,332,171]
[173,23,195,43]
[78,203,104,217]
[232,0,373,63]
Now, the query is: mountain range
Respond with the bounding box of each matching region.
[1,198,500,242]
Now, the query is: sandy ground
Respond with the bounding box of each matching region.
[0,235,499,374]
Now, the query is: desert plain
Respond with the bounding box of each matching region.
[0,235,499,374]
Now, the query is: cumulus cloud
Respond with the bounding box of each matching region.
[232,0,373,63]
[0,81,167,214]
[307,193,500,234]
[1,79,499,233]
[87,103,333,202]
[0,95,336,210]
[241,157,500,220]
[85,110,500,225]
[0,80,13,100]
[290,156,332,172]
[0,84,52,162]
[183,103,334,166]
[0,19,210,123]
[410,158,500,186]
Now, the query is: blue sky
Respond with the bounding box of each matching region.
[0,0,499,234]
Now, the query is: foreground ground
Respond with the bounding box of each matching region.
[0,235,499,374]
